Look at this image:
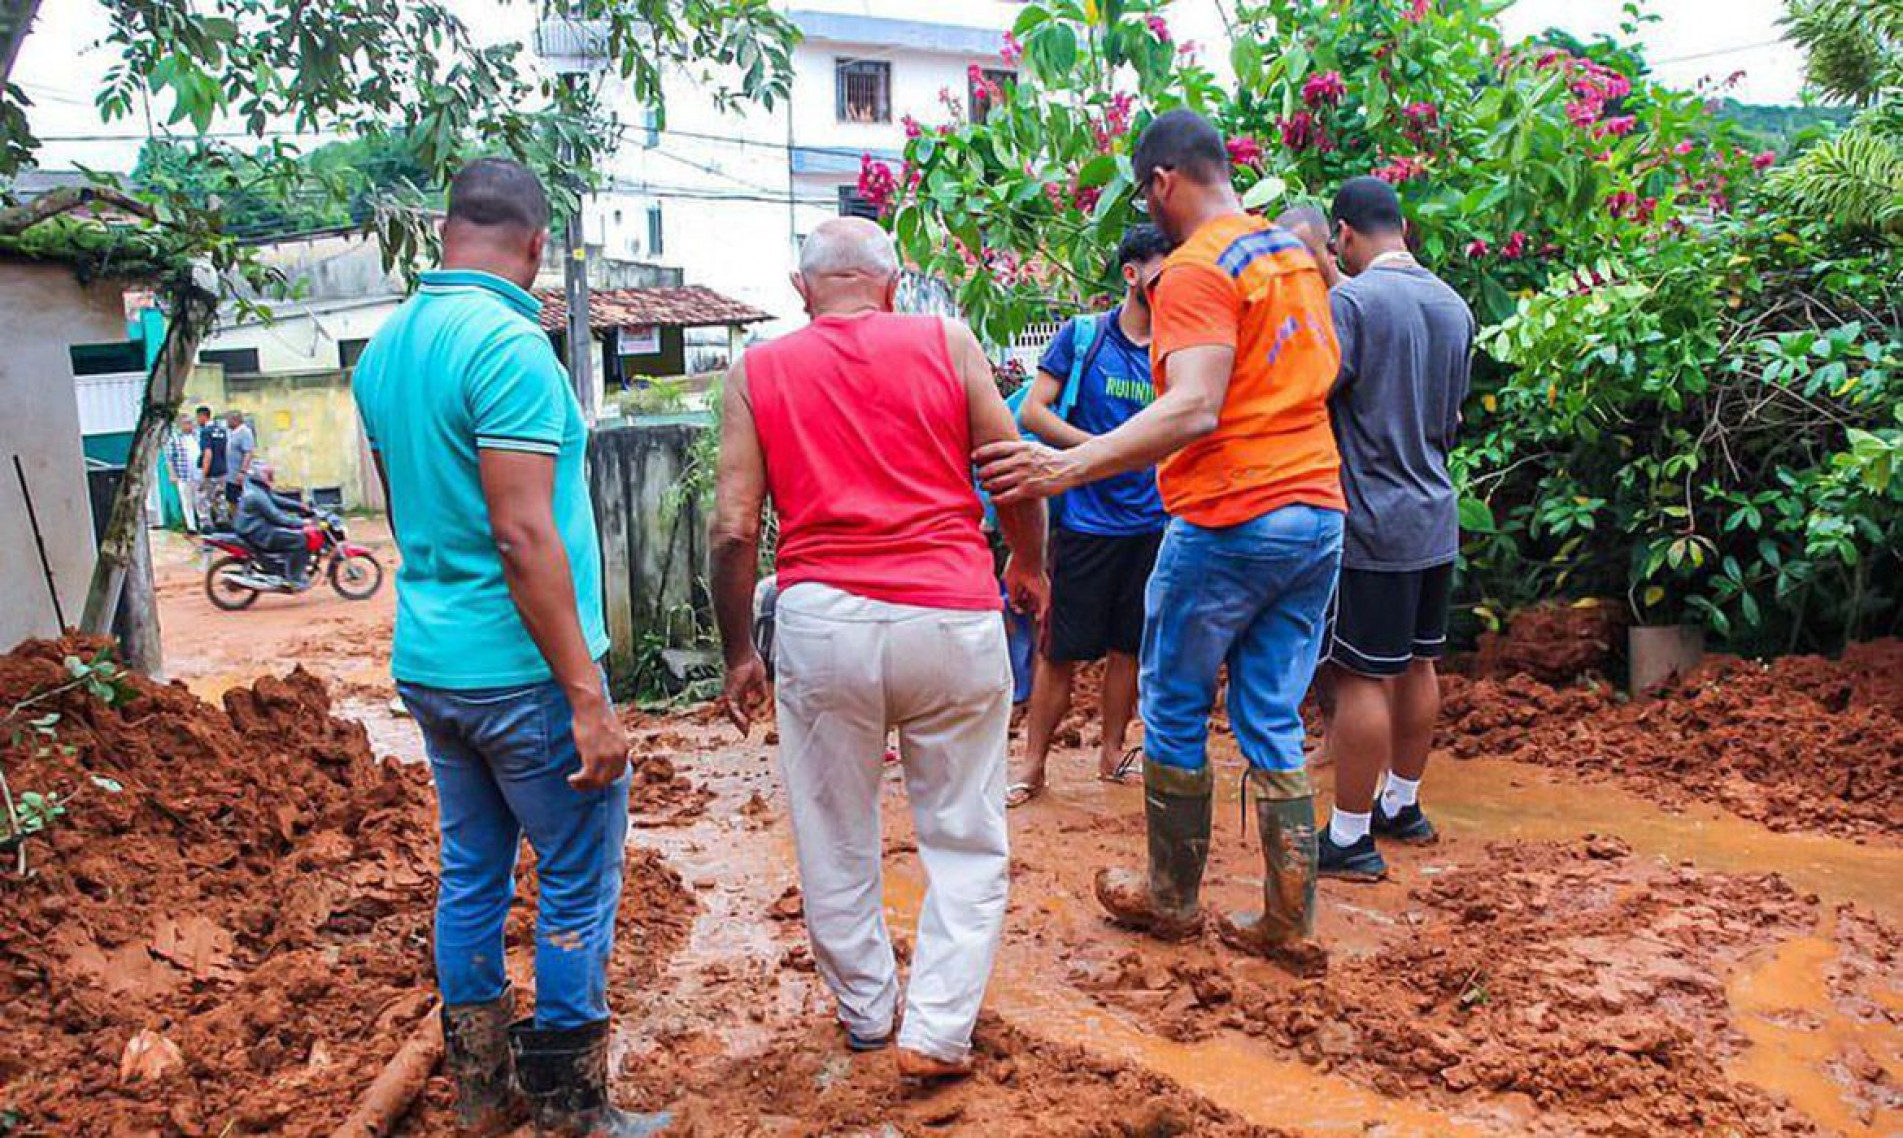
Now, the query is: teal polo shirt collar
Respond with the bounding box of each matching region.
[418,269,542,320]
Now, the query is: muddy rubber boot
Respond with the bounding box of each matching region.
[442,986,526,1136]
[510,1018,672,1137]
[1094,758,1212,940]
[1218,768,1327,978]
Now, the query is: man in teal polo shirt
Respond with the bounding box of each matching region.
[353,158,658,1137]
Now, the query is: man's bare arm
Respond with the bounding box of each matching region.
[709,358,771,733]
[479,449,627,789]
[977,345,1234,504]
[944,319,1048,615]
[1017,368,1093,449]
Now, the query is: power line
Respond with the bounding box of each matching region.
[1650,39,1785,67]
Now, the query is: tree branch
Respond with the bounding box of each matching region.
[0,184,156,236]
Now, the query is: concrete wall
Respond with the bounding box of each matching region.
[0,262,132,649]
[588,417,710,693]
[182,363,381,509]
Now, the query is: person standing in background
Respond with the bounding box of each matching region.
[1007,224,1173,805]
[1275,204,1343,291]
[165,414,200,533]
[223,410,255,511]
[1318,176,1475,882]
[196,405,228,526]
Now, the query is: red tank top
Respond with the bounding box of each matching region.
[746,312,998,611]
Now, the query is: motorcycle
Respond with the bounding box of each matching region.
[200,512,385,611]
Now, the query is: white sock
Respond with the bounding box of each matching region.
[1329,808,1371,847]
[1381,774,1421,816]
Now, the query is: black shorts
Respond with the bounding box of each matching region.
[224,481,242,505]
[1327,562,1454,678]
[1046,528,1162,663]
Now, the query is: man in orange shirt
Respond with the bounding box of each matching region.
[978,109,1344,975]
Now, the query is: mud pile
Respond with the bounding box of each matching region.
[1067,839,1835,1136]
[1441,641,1903,839]
[1465,598,1628,683]
[0,639,438,1134]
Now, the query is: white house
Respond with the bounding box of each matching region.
[581,1,1022,336]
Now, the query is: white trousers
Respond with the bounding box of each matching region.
[773,581,1012,1062]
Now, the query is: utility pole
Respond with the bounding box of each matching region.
[539,13,608,420]
[562,120,597,421]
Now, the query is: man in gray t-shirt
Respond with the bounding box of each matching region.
[1318,176,1474,882]
[222,412,256,507]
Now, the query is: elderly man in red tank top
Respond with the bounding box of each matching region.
[709,218,1049,1081]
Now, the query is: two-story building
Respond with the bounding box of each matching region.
[582,1,1021,335]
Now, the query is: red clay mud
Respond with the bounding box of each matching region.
[0,639,438,1135]
[1464,598,1628,683]
[1062,837,1838,1136]
[1440,641,1903,840]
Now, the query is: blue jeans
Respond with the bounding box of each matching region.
[1139,505,1344,774]
[398,674,630,1030]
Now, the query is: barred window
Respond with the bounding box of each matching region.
[836,59,891,124]
[837,186,879,220]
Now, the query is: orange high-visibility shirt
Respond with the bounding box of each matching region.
[1148,213,1345,528]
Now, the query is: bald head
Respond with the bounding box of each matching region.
[793,218,901,317]
[1276,203,1340,289]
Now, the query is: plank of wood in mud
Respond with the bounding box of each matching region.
[328,1004,443,1138]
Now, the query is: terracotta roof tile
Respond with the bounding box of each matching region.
[536,285,772,332]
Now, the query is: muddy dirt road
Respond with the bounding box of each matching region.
[129,529,1903,1136]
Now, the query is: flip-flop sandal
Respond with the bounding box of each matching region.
[1098,747,1142,784]
[1005,781,1044,808]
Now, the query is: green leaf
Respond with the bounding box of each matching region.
[1077,153,1118,188]
[1458,496,1497,534]
[1241,174,1288,211]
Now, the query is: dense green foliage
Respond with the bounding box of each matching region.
[129,134,437,238]
[882,0,1901,653]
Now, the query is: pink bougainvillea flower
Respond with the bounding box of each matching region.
[902,114,923,140]
[1673,139,1696,156]
[1536,48,1570,71]
[1279,109,1319,151]
[1226,134,1265,168]
[1001,31,1023,66]
[1593,115,1636,138]
[1566,99,1602,128]
[1465,238,1490,258]
[1402,101,1438,124]
[1605,190,1637,218]
[1501,230,1528,259]
[1302,70,1347,107]
[1405,0,1432,23]
[1372,154,1427,183]
[1146,14,1172,43]
[1074,184,1102,214]
[1751,149,1776,171]
[857,155,897,216]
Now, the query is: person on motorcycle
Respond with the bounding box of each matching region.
[234,463,314,589]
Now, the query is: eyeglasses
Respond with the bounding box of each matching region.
[1131,165,1168,215]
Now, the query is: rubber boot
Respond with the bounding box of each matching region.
[510,1018,672,1137]
[442,986,526,1136]
[1094,757,1212,940]
[1218,768,1328,978]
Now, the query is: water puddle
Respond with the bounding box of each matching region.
[1727,918,1903,1137]
[1427,756,1903,923]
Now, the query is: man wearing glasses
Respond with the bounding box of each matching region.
[977,109,1344,975]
